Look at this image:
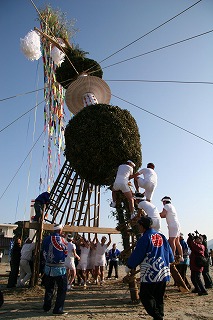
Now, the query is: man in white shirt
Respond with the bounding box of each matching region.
[159,196,183,262]
[133,163,157,202]
[76,237,90,288]
[111,160,136,218]
[65,234,80,290]
[94,234,111,284]
[134,192,161,232]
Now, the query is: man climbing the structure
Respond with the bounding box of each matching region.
[110,160,136,219]
[33,191,50,221]
[132,162,157,202]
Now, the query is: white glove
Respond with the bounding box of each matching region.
[125,266,131,273]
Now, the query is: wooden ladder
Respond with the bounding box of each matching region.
[45,160,101,228]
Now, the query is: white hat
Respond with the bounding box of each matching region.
[127,160,136,167]
[53,224,63,231]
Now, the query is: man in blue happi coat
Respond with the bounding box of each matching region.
[42,224,68,315]
[127,216,174,320]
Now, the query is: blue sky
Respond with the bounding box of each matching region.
[1,0,213,248]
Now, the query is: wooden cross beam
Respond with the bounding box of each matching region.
[24,221,120,234]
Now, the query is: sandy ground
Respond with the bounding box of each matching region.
[0,261,213,320]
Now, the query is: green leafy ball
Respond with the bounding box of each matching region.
[56,56,103,88]
[65,104,142,186]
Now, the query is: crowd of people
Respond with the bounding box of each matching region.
[41,225,115,315]
[3,163,212,318]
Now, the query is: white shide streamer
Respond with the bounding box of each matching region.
[20,30,42,61]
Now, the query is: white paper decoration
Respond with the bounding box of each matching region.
[51,46,65,66]
[20,30,42,61]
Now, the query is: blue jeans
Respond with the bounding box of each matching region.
[43,274,67,313]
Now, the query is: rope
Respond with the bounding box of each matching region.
[102,29,213,70]
[86,0,203,73]
[112,94,213,146]
[0,129,45,201]
[106,80,213,85]
[0,88,43,102]
[0,100,44,134]
[1,77,213,105]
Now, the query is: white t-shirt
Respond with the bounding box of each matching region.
[115,164,133,184]
[138,168,157,185]
[138,201,160,220]
[65,242,76,269]
[21,242,36,261]
[164,203,180,227]
[138,201,161,231]
[95,242,107,256]
[67,242,76,258]
[95,242,108,266]
[80,245,90,260]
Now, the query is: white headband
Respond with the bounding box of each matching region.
[53,224,63,230]
[127,160,136,167]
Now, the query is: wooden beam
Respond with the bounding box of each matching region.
[24,222,120,234]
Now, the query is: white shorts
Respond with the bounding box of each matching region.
[87,257,95,270]
[77,255,88,271]
[64,257,76,270]
[95,255,106,267]
[168,224,181,238]
[137,178,156,200]
[113,182,131,193]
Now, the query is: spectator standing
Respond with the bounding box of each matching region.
[7,237,22,288]
[187,234,208,296]
[42,224,68,315]
[107,243,121,279]
[201,235,213,289]
[175,233,191,289]
[127,216,174,320]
